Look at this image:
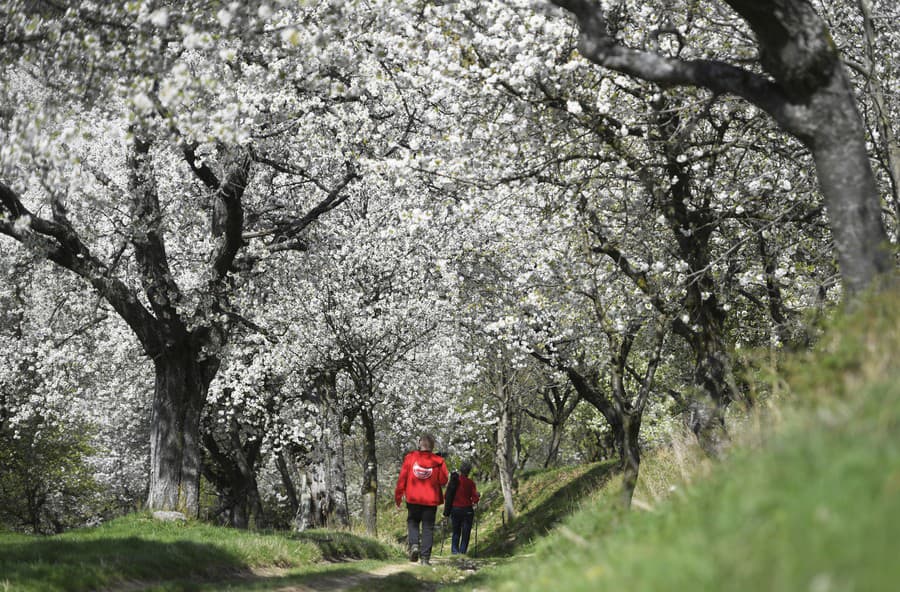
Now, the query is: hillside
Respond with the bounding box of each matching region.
[435,289,900,591]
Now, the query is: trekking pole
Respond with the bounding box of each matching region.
[473,508,478,556]
[440,515,446,555]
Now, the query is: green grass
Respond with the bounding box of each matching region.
[441,287,900,591]
[0,514,399,591]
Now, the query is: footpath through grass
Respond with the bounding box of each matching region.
[440,288,900,592]
[0,513,399,591]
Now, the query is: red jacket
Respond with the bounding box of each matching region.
[395,450,449,506]
[451,475,480,508]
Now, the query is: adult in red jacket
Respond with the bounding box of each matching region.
[394,434,449,565]
[448,461,480,554]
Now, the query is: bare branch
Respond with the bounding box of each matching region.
[634,321,668,414]
[53,315,109,348]
[183,143,221,191]
[265,164,359,249]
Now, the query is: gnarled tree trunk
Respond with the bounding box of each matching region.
[148,345,215,517]
[317,403,350,527]
[314,373,350,528]
[295,426,350,530]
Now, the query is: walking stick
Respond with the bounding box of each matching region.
[440,515,446,555]
[473,507,478,556]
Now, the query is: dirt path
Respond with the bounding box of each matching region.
[107,561,421,592]
[248,562,417,592]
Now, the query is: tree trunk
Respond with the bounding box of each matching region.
[147,346,211,518]
[276,451,300,519]
[316,383,350,528]
[724,0,893,295]
[232,495,265,529]
[656,97,739,453]
[805,77,893,294]
[544,422,563,468]
[564,369,625,458]
[28,489,42,534]
[293,372,351,531]
[226,418,266,529]
[525,381,578,468]
[200,422,264,528]
[295,471,314,531]
[360,408,378,536]
[607,321,665,510]
[336,435,350,527]
[231,500,249,530]
[495,394,517,523]
[514,412,528,472]
[306,462,329,529]
[322,405,350,527]
[758,231,790,346]
[620,412,642,509]
[687,332,736,456]
[299,436,349,530]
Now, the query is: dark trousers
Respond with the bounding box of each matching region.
[450,506,475,554]
[406,503,437,560]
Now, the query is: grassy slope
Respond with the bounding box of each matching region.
[0,514,399,591]
[473,462,617,556]
[380,461,616,559]
[444,289,900,591]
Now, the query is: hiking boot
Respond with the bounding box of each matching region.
[419,557,431,566]
[408,544,419,562]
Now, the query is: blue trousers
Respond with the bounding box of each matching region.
[450,506,475,554]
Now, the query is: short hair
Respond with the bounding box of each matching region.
[419,434,435,451]
[459,461,473,475]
